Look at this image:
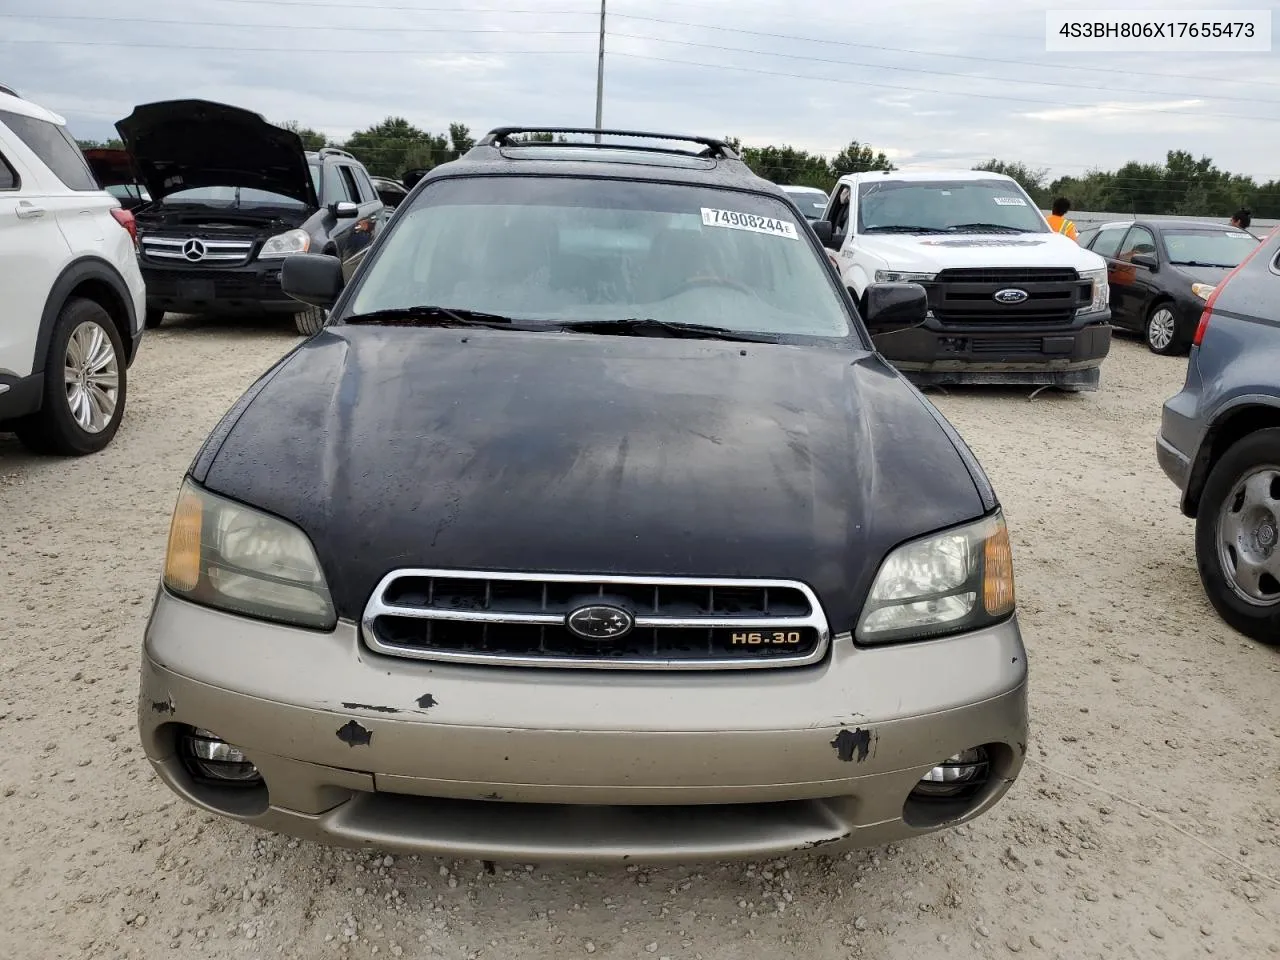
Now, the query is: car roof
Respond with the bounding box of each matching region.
[1094,218,1244,232]
[425,127,781,195]
[0,89,66,125]
[842,169,1016,184]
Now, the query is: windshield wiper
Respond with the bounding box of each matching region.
[1169,260,1234,268]
[862,225,949,234]
[555,318,776,343]
[947,222,1026,234]
[343,305,533,328]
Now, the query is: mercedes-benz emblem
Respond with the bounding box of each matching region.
[182,238,207,262]
[993,287,1029,304]
[565,603,634,641]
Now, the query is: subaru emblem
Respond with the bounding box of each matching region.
[993,288,1028,304]
[565,604,635,641]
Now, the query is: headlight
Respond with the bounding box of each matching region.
[163,479,336,629]
[257,229,311,260]
[857,512,1015,644]
[1079,267,1109,314]
[1191,282,1215,301]
[875,270,936,283]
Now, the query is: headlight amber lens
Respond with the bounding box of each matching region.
[163,484,203,592]
[982,522,1015,615]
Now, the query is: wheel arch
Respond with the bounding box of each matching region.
[1185,400,1280,516]
[35,258,138,374]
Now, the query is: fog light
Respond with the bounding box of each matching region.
[912,747,990,800]
[179,727,262,785]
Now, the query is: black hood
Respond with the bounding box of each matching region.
[1171,263,1234,285]
[115,99,318,206]
[197,329,986,630]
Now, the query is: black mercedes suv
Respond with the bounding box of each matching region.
[115,100,386,334]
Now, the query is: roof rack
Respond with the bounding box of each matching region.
[317,146,356,160]
[0,83,20,98]
[479,127,740,160]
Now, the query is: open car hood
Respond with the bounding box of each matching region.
[114,99,318,206]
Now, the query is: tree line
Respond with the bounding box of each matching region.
[77,115,1279,219]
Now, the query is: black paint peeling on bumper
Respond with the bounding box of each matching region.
[830,727,873,763]
[336,719,373,747]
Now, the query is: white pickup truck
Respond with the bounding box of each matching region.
[818,170,1113,390]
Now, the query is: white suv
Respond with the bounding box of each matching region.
[0,86,146,454]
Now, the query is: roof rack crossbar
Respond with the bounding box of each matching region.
[318,146,356,160]
[479,127,739,160]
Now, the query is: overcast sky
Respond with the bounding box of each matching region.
[5,0,1279,183]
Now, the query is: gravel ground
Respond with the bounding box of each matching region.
[1,322,1277,960]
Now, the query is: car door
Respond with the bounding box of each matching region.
[1111,225,1159,329]
[1084,224,1129,325]
[0,131,71,381]
[329,164,380,261]
[322,162,360,260]
[345,164,382,257]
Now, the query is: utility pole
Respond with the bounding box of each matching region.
[594,0,605,142]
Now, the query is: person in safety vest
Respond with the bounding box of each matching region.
[1046,197,1078,242]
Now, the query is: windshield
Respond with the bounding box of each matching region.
[161,186,306,208]
[347,177,851,339]
[857,179,1048,234]
[782,187,829,218]
[1162,227,1259,267]
[105,184,149,201]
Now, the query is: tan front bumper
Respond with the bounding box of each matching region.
[138,590,1028,861]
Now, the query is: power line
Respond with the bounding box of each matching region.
[607,51,1280,125]
[0,11,594,30]
[608,11,1280,90]
[0,37,596,52]
[608,31,1280,107]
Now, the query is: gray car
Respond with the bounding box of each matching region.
[1157,226,1280,643]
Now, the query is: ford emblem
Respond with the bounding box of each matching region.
[566,603,635,641]
[993,288,1029,304]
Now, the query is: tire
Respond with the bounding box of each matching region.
[144,307,166,329]
[14,298,127,456]
[1194,427,1280,645]
[294,306,327,336]
[1144,302,1182,356]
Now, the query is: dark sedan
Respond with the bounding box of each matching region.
[1082,218,1261,355]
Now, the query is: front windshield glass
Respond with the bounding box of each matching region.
[348,177,851,339]
[162,186,306,207]
[782,187,830,218]
[1162,227,1259,267]
[857,179,1048,234]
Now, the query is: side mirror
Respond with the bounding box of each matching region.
[1132,252,1159,271]
[861,282,928,336]
[281,253,345,309]
[811,220,834,247]
[329,200,359,219]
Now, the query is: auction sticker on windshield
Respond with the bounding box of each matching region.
[992,197,1027,205]
[701,208,799,240]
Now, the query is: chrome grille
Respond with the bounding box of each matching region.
[361,570,831,670]
[140,235,255,265]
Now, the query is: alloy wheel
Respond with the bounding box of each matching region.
[63,320,120,434]
[1146,307,1176,352]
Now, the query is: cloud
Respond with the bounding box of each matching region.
[3,0,1278,182]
